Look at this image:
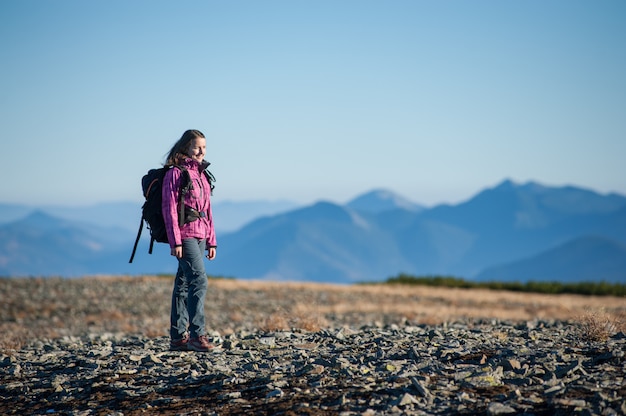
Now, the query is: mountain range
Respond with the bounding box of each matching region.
[1,180,625,283]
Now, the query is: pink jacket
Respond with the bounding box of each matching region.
[161,158,217,249]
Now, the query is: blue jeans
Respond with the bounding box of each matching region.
[170,238,208,340]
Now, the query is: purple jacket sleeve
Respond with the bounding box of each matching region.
[207,195,217,248]
[162,167,182,248]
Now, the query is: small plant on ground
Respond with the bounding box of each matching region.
[258,305,327,333]
[259,312,291,332]
[577,309,625,342]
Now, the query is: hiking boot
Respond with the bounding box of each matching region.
[188,335,214,352]
[170,335,189,351]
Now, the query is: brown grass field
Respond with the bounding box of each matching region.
[1,276,625,351]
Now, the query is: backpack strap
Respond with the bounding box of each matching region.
[176,166,193,226]
[148,235,156,254]
[128,215,144,263]
[203,169,216,194]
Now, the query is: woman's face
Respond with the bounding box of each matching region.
[187,137,206,163]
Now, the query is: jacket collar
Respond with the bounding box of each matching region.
[181,158,210,171]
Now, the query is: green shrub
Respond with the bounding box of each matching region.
[379,274,626,297]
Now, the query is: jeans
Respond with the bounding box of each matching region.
[170,238,208,340]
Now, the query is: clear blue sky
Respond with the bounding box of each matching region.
[1,0,625,207]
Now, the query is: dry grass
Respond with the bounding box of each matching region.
[1,276,625,352]
[214,279,626,323]
[577,309,626,342]
[259,312,291,332]
[259,305,328,332]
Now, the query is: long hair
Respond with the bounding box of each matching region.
[164,129,205,167]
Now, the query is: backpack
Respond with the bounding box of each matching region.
[128,165,215,263]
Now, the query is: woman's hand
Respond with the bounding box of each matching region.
[171,246,183,259]
[207,247,216,260]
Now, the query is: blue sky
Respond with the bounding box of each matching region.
[1,1,625,207]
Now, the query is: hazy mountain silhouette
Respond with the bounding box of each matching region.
[209,181,626,282]
[346,189,425,213]
[1,181,625,282]
[0,211,126,276]
[212,201,411,281]
[475,235,626,282]
[211,199,300,232]
[413,180,626,276]
[0,199,300,234]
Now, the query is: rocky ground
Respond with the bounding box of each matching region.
[1,276,625,415]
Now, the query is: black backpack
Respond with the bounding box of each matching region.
[128,165,214,263]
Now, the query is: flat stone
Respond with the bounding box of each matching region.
[487,402,517,415]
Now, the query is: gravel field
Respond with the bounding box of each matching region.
[1,276,625,415]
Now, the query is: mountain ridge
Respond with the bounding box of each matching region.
[1,180,625,282]
[476,235,626,282]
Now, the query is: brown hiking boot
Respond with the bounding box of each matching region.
[188,335,214,352]
[170,335,189,351]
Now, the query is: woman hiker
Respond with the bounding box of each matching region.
[162,129,217,352]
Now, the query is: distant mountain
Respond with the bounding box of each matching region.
[211,201,412,282]
[0,198,301,276]
[210,180,626,282]
[417,179,626,276]
[1,180,625,283]
[423,180,626,232]
[0,202,141,232]
[0,199,301,234]
[0,203,30,225]
[475,235,626,283]
[0,210,178,277]
[0,211,127,276]
[45,202,141,232]
[346,189,424,213]
[211,199,300,232]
